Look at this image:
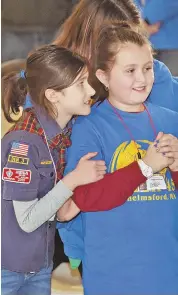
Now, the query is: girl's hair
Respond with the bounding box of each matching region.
[2,45,87,123]
[53,0,141,100]
[54,0,141,59]
[94,23,152,101]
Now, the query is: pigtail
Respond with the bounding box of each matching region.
[2,71,28,123]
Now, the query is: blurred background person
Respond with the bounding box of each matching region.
[134,0,178,76]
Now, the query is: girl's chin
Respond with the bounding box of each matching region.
[79,106,91,116]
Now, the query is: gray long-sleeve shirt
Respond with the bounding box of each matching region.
[13,180,73,233]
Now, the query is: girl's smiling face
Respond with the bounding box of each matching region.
[96,42,154,111]
[45,69,95,128]
[60,71,95,116]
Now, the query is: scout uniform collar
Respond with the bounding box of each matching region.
[32,102,72,140]
[23,96,72,140]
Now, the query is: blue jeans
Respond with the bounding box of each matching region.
[1,265,53,295]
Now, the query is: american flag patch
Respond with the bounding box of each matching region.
[10,142,29,156]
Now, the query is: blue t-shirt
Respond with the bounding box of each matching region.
[57,101,178,295]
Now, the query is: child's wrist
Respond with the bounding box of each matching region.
[62,172,78,191]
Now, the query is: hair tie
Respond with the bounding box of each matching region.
[19,70,26,79]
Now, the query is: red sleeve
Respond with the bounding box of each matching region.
[72,161,146,212]
[170,170,178,189]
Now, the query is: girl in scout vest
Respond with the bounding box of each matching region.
[1,45,107,295]
[57,24,178,295]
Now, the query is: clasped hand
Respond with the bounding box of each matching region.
[155,132,178,172]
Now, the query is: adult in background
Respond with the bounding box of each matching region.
[134,0,178,76]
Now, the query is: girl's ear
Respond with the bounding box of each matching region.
[95,69,109,88]
[45,89,62,103]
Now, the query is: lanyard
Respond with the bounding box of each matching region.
[107,100,157,159]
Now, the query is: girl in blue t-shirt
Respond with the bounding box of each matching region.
[58,23,178,295]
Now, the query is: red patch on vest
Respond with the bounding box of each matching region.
[2,168,31,184]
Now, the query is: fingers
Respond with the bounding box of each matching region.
[80,152,98,161]
[95,175,105,181]
[97,172,106,178]
[155,131,164,141]
[159,142,178,151]
[143,22,160,36]
[157,139,172,148]
[97,169,107,178]
[154,134,178,151]
[149,141,158,150]
[152,22,161,32]
[156,140,178,155]
[96,163,107,171]
[157,134,176,144]
[88,160,106,169]
[157,146,173,153]
[95,160,106,166]
[163,152,178,159]
[156,146,178,159]
[96,166,106,173]
[96,168,106,173]
[96,167,107,178]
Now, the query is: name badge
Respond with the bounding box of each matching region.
[146,175,167,190]
[138,174,167,191]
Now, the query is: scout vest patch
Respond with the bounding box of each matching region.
[8,155,29,165]
[2,168,31,184]
[10,142,29,156]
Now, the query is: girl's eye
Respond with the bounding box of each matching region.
[126,69,135,73]
[145,67,152,71]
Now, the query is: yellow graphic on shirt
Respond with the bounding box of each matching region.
[109,140,176,200]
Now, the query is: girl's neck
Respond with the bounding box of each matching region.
[55,109,72,130]
[108,98,145,113]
